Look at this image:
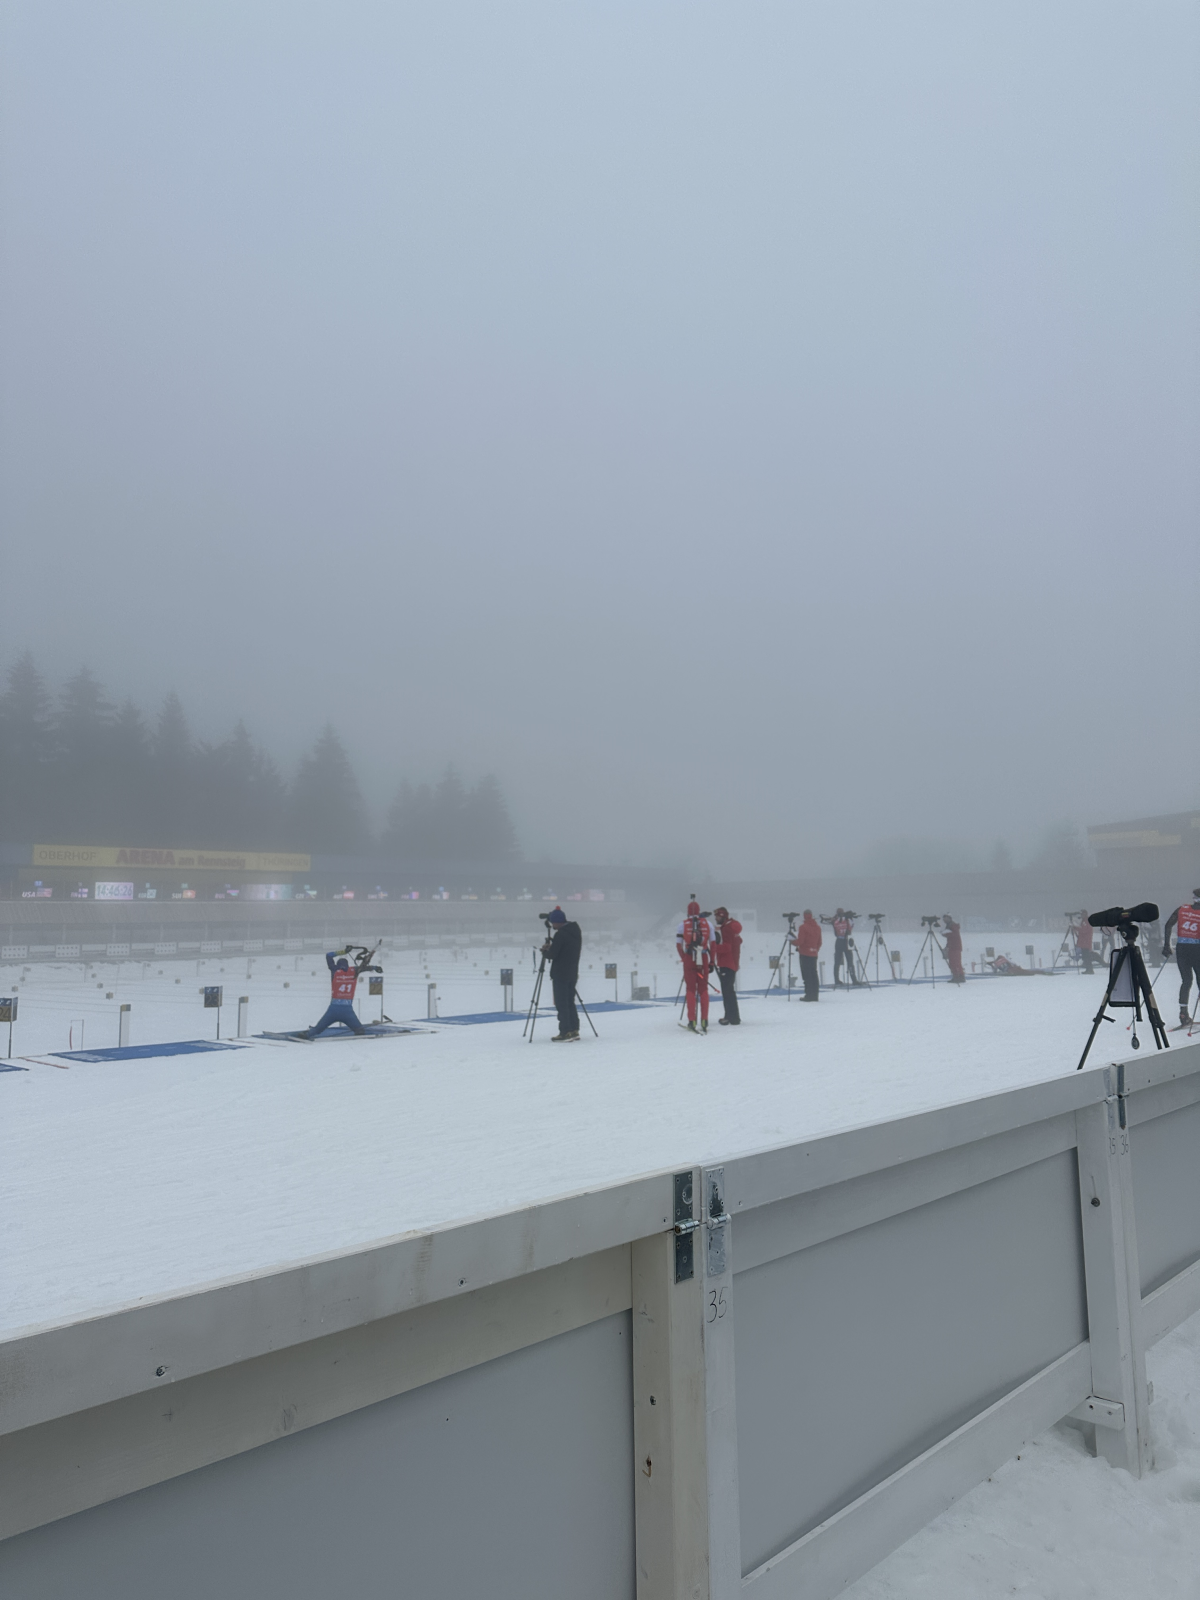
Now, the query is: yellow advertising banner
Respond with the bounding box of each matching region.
[33,845,312,873]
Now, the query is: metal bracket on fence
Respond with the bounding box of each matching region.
[1069,1394,1126,1430]
[673,1170,697,1282]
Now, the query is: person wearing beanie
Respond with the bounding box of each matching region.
[541,906,582,1041]
[1163,890,1200,1027]
[711,907,742,1025]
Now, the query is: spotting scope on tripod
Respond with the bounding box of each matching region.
[1076,904,1168,1070]
[766,913,801,998]
[859,913,897,983]
[907,916,945,984]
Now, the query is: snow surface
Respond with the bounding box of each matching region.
[2,929,1173,1337]
[847,1305,1200,1600]
[4,930,1196,1599]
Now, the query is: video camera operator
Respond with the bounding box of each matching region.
[541,907,582,1041]
[1163,889,1200,1027]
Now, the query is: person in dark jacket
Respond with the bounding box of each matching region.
[1163,891,1200,1026]
[542,907,582,1041]
[711,907,742,1026]
[792,910,822,1001]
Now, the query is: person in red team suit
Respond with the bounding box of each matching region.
[1163,891,1200,1026]
[676,900,714,1033]
[711,907,742,1026]
[1074,912,1096,975]
[793,910,822,1001]
[942,914,966,984]
[307,947,369,1038]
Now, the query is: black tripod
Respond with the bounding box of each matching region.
[524,943,598,1041]
[1077,922,1169,1070]
[859,915,896,983]
[766,913,800,999]
[907,917,946,985]
[1052,913,1086,971]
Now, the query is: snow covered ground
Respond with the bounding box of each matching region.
[1,927,1178,1334]
[3,926,1196,1597]
[847,1305,1200,1600]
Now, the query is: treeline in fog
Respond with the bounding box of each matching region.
[0,653,520,860]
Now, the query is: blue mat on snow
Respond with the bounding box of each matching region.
[55,1040,246,1063]
[1,1061,29,1072]
[433,1000,660,1025]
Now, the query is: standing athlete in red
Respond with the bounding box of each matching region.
[676,900,714,1033]
[942,914,965,984]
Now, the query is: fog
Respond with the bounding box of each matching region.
[2,1,1196,876]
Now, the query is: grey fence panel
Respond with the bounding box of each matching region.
[734,1151,1087,1575]
[0,1312,635,1600]
[1130,1098,1200,1297]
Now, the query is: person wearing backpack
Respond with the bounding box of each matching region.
[676,899,714,1033]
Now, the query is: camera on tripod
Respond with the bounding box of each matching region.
[868,912,885,922]
[782,911,800,925]
[921,915,941,929]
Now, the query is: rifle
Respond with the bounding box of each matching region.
[345,942,383,975]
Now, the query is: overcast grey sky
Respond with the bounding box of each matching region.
[2,1,1197,876]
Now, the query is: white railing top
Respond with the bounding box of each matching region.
[2,1041,1197,1440]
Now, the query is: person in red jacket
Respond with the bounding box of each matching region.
[942,914,965,984]
[676,900,713,1032]
[1074,912,1096,975]
[792,910,822,1001]
[711,907,742,1026]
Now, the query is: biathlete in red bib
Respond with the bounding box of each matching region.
[677,900,714,1033]
[1163,891,1200,1026]
[307,946,376,1038]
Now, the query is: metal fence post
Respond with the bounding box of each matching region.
[631,1166,741,1600]
[1074,1072,1153,1476]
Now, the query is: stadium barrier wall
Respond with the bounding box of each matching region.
[1,1042,1197,1599]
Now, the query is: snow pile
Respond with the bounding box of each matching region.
[849,1306,1200,1598]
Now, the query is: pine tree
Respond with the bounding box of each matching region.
[289,725,370,853]
[381,767,519,861]
[462,774,519,861]
[0,651,55,840]
[150,692,194,843]
[53,667,115,839]
[109,700,153,839]
[193,723,289,849]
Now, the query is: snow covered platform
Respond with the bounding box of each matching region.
[2,976,1198,1598]
[53,1039,246,1064]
